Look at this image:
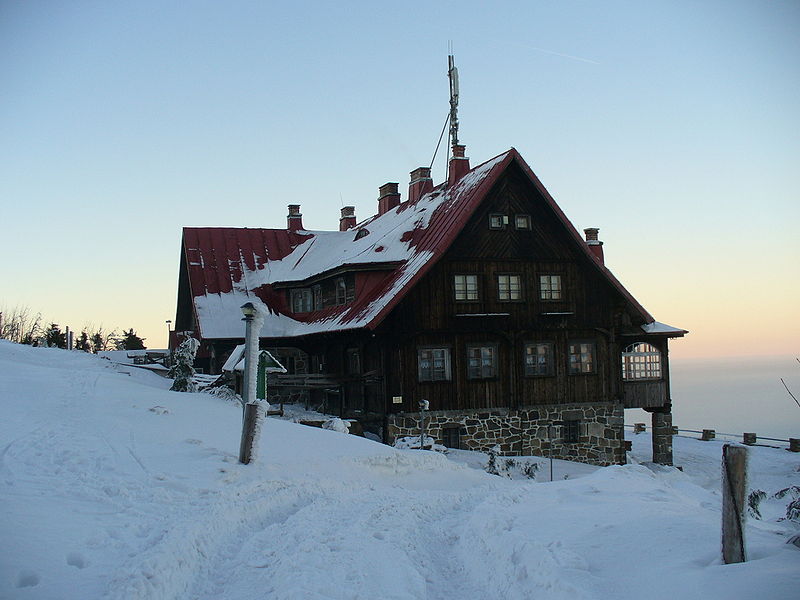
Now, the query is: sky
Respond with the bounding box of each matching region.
[1,0,798,359]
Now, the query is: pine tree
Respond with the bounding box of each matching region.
[44,323,67,349]
[118,328,146,350]
[169,337,200,392]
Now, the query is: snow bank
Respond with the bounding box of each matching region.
[1,340,798,600]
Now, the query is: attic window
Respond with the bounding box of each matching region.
[489,214,507,230]
[515,215,531,230]
[354,228,369,240]
[290,288,313,313]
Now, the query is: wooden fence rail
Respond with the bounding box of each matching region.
[624,423,799,452]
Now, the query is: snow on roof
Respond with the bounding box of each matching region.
[186,152,509,340]
[641,322,688,336]
[184,147,663,341]
[221,344,287,373]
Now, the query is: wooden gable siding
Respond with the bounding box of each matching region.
[379,164,627,414]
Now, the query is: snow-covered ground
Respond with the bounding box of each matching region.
[1,341,798,599]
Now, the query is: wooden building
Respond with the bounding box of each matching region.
[173,145,686,466]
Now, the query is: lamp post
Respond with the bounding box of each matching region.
[165,320,172,350]
[239,302,260,464]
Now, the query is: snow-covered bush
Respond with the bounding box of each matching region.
[485,446,541,479]
[168,337,200,392]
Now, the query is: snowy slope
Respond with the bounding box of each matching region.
[1,340,798,599]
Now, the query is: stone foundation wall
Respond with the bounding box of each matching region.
[387,402,626,466]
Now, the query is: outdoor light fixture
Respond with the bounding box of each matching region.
[241,302,257,319]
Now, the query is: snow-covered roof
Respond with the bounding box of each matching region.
[221,344,287,373]
[641,322,688,336]
[182,148,663,340]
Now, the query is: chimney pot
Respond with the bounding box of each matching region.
[287,204,304,231]
[448,144,470,185]
[378,182,401,215]
[408,167,433,203]
[339,206,357,231]
[583,227,604,263]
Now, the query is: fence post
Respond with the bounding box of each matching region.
[721,444,747,564]
[790,438,800,453]
[742,433,756,445]
[702,429,715,441]
[634,423,646,434]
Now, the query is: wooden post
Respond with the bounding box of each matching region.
[634,422,646,434]
[238,402,260,465]
[789,438,800,452]
[702,429,715,441]
[742,433,756,445]
[721,444,747,564]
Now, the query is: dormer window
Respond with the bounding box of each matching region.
[290,288,313,313]
[335,278,347,305]
[354,228,369,240]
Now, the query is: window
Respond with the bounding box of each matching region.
[497,274,522,301]
[489,214,507,230]
[515,214,531,230]
[524,342,554,376]
[562,420,580,443]
[568,341,596,374]
[347,348,361,374]
[622,343,662,381]
[453,274,479,301]
[354,228,369,240]
[290,288,313,313]
[312,285,322,310]
[467,345,497,379]
[442,426,462,449]
[418,348,451,382]
[539,275,562,300]
[335,278,347,305]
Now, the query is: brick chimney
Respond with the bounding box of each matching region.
[287,204,304,231]
[377,182,400,215]
[448,144,470,186]
[339,206,356,231]
[584,227,604,263]
[408,167,433,203]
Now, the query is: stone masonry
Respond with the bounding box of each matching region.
[387,402,626,466]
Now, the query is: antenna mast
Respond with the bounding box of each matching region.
[448,52,460,147]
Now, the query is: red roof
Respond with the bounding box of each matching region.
[181,148,658,340]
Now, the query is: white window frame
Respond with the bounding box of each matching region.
[453,274,479,301]
[515,214,531,230]
[539,274,562,300]
[622,342,662,381]
[497,274,522,301]
[291,288,313,313]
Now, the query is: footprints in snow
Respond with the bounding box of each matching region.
[13,553,87,589]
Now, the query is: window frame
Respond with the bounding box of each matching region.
[441,425,463,449]
[539,274,563,301]
[497,273,523,302]
[335,277,347,306]
[488,213,507,230]
[466,344,498,380]
[562,420,581,443]
[622,342,663,381]
[417,347,452,382]
[453,274,479,302]
[514,214,532,230]
[568,340,597,375]
[524,342,555,377]
[290,288,313,313]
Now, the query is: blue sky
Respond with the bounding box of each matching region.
[1,1,798,356]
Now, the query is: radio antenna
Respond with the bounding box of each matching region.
[448,51,460,147]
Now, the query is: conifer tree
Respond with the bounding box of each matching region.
[169,337,200,392]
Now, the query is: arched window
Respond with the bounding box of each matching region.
[622,343,662,381]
